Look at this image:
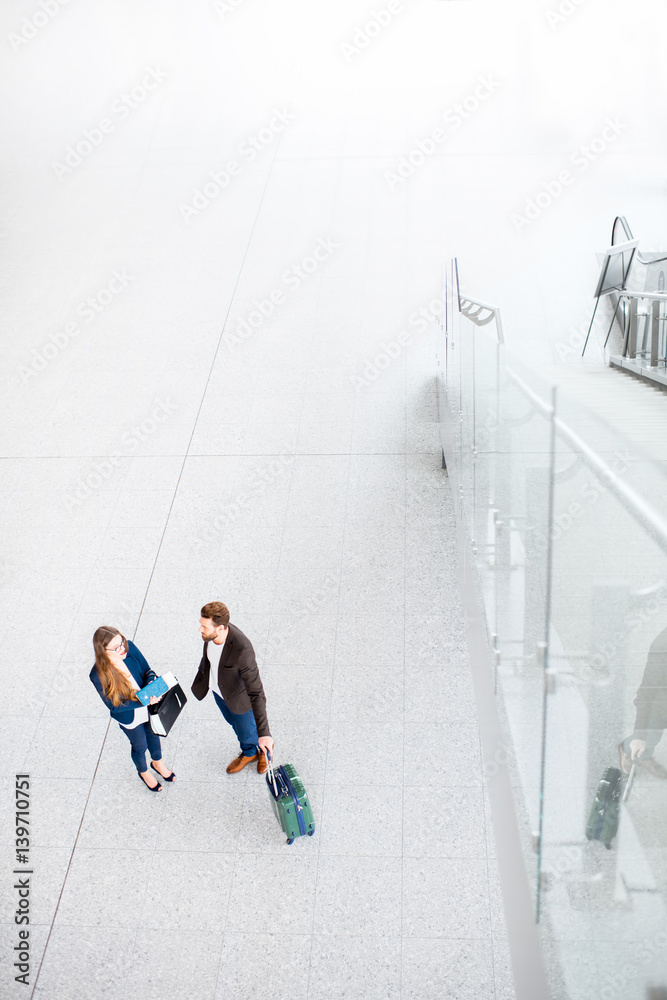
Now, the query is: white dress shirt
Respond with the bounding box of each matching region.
[207,638,226,700]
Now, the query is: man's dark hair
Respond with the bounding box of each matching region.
[201,601,230,627]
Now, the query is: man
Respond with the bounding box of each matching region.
[192,601,274,774]
[618,623,667,778]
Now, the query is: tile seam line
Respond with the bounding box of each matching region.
[271,151,639,161]
[301,146,348,998]
[400,179,408,1000]
[264,128,344,673]
[298,133,363,983]
[206,130,288,1000]
[28,139,282,1000]
[23,340,174,994]
[0,451,439,459]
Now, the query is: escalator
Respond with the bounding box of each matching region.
[605,217,667,380]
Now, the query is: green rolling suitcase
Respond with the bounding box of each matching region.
[585,763,635,849]
[265,756,315,845]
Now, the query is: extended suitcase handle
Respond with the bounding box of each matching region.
[622,763,636,802]
[265,749,278,797]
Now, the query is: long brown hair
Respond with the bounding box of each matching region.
[93,626,140,708]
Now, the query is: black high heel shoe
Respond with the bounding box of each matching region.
[151,762,176,782]
[138,771,162,792]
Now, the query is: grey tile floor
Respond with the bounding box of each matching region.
[1,435,516,999]
[3,2,667,997]
[0,78,516,1000]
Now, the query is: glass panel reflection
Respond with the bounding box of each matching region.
[439,263,667,998]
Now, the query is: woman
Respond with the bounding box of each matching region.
[90,626,175,791]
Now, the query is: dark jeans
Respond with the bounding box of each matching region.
[213,691,259,756]
[119,721,162,773]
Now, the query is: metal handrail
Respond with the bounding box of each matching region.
[612,214,667,265]
[459,294,505,345]
[507,365,667,556]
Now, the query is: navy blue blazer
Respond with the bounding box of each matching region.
[89,640,157,726]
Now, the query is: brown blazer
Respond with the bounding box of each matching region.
[191,623,271,738]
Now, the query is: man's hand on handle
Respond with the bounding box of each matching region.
[629,739,646,760]
[258,736,274,759]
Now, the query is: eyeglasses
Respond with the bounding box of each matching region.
[106,638,127,654]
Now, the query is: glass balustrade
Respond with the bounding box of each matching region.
[439,258,667,1000]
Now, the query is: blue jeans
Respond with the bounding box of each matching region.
[213,692,259,756]
[119,721,162,773]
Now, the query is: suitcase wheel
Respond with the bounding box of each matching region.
[286,838,294,845]
[604,842,612,850]
[308,830,314,836]
[586,833,592,841]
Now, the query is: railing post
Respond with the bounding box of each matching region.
[651,298,660,366]
[535,385,557,925]
[629,296,639,357]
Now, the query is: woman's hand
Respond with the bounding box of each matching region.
[149,695,160,705]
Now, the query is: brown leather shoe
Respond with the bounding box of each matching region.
[637,757,667,779]
[257,752,268,775]
[226,752,259,774]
